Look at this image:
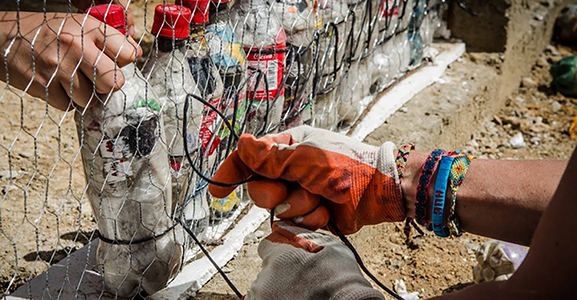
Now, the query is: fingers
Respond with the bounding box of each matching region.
[293,206,330,231]
[125,6,135,37]
[274,186,320,219]
[80,43,125,94]
[208,150,255,198]
[247,180,288,209]
[263,221,325,254]
[66,70,95,108]
[209,132,295,198]
[90,21,141,67]
[48,84,74,111]
[236,132,298,179]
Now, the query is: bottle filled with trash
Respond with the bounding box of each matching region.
[369,0,412,94]
[233,0,287,134]
[313,0,349,130]
[76,4,184,297]
[178,0,232,230]
[205,0,247,218]
[143,4,209,243]
[408,0,425,66]
[269,0,321,129]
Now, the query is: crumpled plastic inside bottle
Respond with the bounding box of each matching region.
[473,240,529,283]
[206,21,247,71]
[234,0,286,48]
[268,0,320,34]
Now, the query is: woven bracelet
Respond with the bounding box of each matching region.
[415,149,445,226]
[446,154,475,237]
[396,143,416,241]
[395,143,415,183]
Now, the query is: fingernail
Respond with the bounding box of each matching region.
[293,216,303,224]
[128,25,135,37]
[274,202,290,216]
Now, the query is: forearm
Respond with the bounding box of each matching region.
[401,150,567,246]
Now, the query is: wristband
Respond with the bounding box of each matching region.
[395,143,415,183]
[415,149,445,226]
[446,154,475,237]
[431,155,454,237]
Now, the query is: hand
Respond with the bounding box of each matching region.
[245,221,385,300]
[72,0,136,37]
[0,11,141,111]
[209,125,405,235]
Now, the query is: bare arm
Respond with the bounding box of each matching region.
[429,147,577,299]
[402,151,567,246]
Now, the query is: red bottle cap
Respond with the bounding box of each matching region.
[177,0,210,25]
[87,4,126,34]
[152,4,192,38]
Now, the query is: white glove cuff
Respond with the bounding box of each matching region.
[377,141,399,184]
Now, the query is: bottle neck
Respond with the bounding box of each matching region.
[156,36,188,53]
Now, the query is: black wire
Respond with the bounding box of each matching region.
[175,2,451,297]
[183,93,260,188]
[329,224,406,300]
[177,218,243,299]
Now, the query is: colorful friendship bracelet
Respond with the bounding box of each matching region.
[414,149,445,226]
[431,155,455,238]
[396,144,417,241]
[395,143,415,182]
[446,154,475,237]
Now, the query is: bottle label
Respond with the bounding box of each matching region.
[103,159,134,183]
[381,0,399,17]
[199,98,222,157]
[245,44,286,101]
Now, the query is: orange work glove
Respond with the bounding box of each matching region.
[208,126,405,234]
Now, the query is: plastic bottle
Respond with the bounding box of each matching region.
[369,0,405,94]
[204,0,247,221]
[268,0,320,129]
[143,4,210,243]
[408,0,425,66]
[232,0,287,134]
[76,4,183,297]
[312,0,349,130]
[179,0,232,231]
[206,0,247,108]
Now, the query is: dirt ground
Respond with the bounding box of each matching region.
[0,1,576,298]
[195,44,577,299]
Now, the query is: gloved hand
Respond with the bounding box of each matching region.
[209,125,404,235]
[245,221,385,300]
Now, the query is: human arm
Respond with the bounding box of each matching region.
[0,11,140,110]
[209,126,566,243]
[401,150,567,246]
[429,146,577,300]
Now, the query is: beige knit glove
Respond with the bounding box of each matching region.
[245,221,385,300]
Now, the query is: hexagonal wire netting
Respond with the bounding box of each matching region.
[0,0,447,298]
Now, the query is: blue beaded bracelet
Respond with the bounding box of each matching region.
[432,155,454,237]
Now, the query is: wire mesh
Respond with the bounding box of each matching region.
[0,0,449,298]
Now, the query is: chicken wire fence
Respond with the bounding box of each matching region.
[0,0,449,298]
